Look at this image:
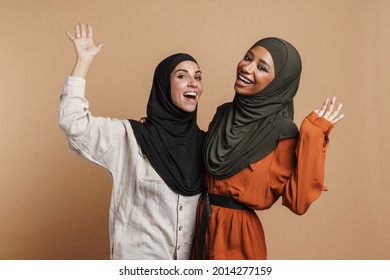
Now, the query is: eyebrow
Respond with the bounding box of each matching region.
[174,69,202,74]
[248,50,271,70]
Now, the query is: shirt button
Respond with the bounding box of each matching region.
[177,246,181,251]
[179,226,183,231]
[179,205,183,211]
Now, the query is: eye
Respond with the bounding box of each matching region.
[195,75,202,81]
[243,55,251,61]
[177,74,186,79]
[257,65,268,72]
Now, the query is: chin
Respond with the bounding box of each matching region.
[234,84,247,95]
[234,87,247,95]
[184,108,196,113]
[182,106,197,113]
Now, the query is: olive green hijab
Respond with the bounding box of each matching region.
[203,37,302,179]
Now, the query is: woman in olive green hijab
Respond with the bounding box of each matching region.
[193,37,344,260]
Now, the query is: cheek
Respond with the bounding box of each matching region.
[237,60,245,69]
[170,90,179,106]
[170,83,181,98]
[198,84,203,96]
[170,78,183,96]
[255,74,273,90]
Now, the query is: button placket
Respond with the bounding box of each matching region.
[177,196,184,257]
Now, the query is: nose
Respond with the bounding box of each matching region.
[242,61,256,73]
[187,77,198,88]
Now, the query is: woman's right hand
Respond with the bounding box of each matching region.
[66,23,104,79]
[65,23,104,61]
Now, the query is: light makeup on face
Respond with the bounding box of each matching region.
[234,45,275,95]
[244,50,272,73]
[170,61,203,112]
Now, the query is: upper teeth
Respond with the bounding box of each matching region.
[239,75,252,84]
[184,92,196,97]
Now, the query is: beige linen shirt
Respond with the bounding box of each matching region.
[58,76,200,259]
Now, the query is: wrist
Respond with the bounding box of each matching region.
[71,57,93,79]
[76,55,94,65]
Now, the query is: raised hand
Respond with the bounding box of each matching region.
[66,23,104,60]
[65,23,104,79]
[314,96,345,125]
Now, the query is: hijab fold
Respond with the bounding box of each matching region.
[129,53,205,196]
[203,38,302,179]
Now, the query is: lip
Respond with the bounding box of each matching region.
[235,73,254,88]
[183,91,199,103]
[238,73,254,84]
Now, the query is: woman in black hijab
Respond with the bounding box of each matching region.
[60,23,205,259]
[192,37,344,259]
[129,54,205,196]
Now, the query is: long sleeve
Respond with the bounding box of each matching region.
[194,112,335,260]
[59,77,200,259]
[270,112,334,215]
[58,76,129,173]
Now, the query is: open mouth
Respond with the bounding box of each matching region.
[183,92,197,100]
[238,74,253,84]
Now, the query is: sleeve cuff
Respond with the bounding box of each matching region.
[306,111,334,135]
[64,76,86,86]
[62,76,87,97]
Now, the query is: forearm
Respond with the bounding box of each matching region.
[59,77,89,136]
[282,112,333,214]
[58,77,125,170]
[70,56,94,79]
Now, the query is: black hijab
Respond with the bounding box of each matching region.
[203,38,302,179]
[129,53,205,196]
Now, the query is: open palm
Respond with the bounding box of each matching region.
[314,96,345,125]
[66,23,103,59]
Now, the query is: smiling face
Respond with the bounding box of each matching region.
[170,60,203,112]
[234,45,275,96]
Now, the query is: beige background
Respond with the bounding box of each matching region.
[0,0,389,260]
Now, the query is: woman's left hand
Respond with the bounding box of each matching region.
[314,96,345,125]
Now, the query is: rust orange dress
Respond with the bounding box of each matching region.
[192,112,334,259]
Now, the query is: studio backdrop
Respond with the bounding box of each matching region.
[0,0,389,259]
